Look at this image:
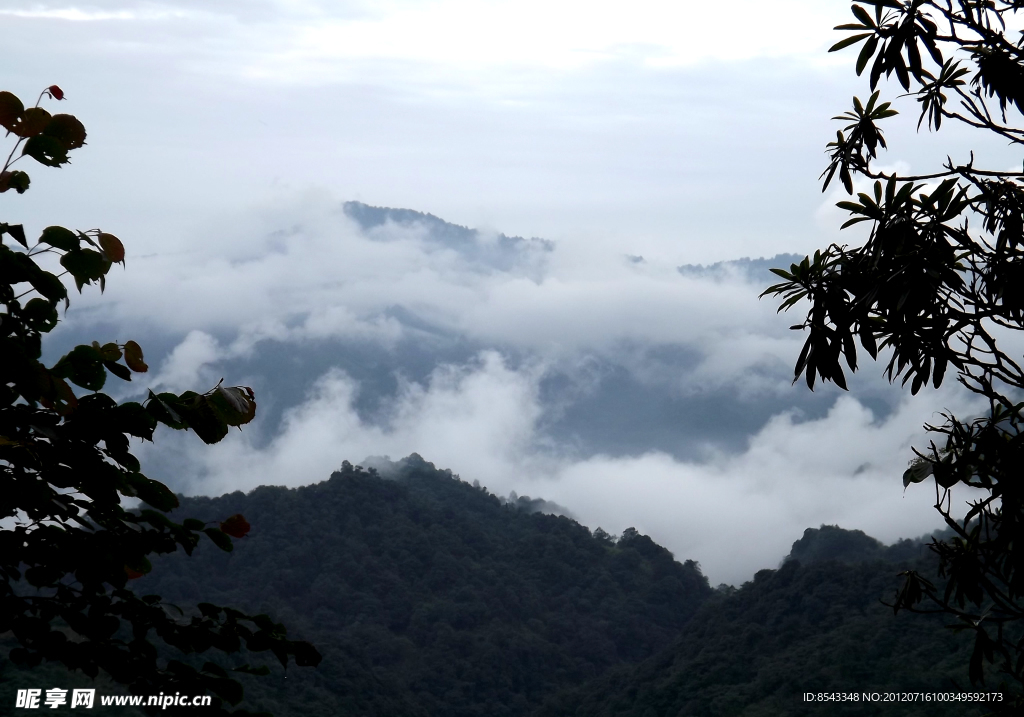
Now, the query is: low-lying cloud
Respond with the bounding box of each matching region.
[137,347,976,585]
[48,192,974,584]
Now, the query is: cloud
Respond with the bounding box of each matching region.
[138,341,979,586]
[546,389,986,586]
[242,0,848,77]
[0,9,142,21]
[81,192,916,474]
[59,192,799,371]
[6,0,999,589]
[5,0,862,265]
[149,330,222,393]
[104,191,981,587]
[64,193,873,466]
[142,350,547,497]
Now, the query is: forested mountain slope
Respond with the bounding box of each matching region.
[3,461,984,716]
[539,526,984,717]
[133,455,713,716]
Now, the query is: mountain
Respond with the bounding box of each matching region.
[784,524,929,566]
[128,455,713,716]
[538,525,982,717]
[2,459,982,716]
[676,253,804,284]
[343,201,553,275]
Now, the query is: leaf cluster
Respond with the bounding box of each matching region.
[0,86,85,194]
[764,2,1024,707]
[1,87,319,715]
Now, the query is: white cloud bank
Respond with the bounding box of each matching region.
[2,0,849,75]
[66,191,976,586]
[139,346,978,586]
[5,0,999,588]
[59,192,803,392]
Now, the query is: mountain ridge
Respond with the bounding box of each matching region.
[1,456,968,716]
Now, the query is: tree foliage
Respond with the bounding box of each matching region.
[763,1,1024,707]
[0,86,319,715]
[128,457,713,717]
[539,530,984,717]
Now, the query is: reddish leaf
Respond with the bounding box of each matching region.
[47,85,64,101]
[124,566,145,580]
[124,340,148,372]
[220,514,251,539]
[98,233,124,264]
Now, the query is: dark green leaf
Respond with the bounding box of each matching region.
[0,90,24,131]
[204,527,234,552]
[127,473,180,511]
[114,401,157,439]
[850,4,875,28]
[0,171,31,194]
[22,135,69,167]
[903,461,932,487]
[856,35,878,75]
[209,385,257,427]
[59,248,109,291]
[52,344,106,392]
[42,113,86,150]
[1,223,28,247]
[147,391,187,429]
[829,33,872,53]
[292,641,322,667]
[22,298,58,332]
[103,359,132,381]
[39,226,79,252]
[10,107,50,138]
[178,394,230,445]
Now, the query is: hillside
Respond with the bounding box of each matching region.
[538,526,983,717]
[131,455,713,716]
[1,462,985,716]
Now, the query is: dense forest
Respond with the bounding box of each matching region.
[2,456,987,715]
[116,455,708,717]
[538,526,984,717]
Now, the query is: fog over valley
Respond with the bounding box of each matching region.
[42,199,974,585]
[2,0,992,585]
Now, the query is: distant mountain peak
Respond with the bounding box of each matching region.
[342,201,553,275]
[783,524,934,566]
[676,253,804,284]
[785,524,885,564]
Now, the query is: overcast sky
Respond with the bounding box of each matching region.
[3,0,996,584]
